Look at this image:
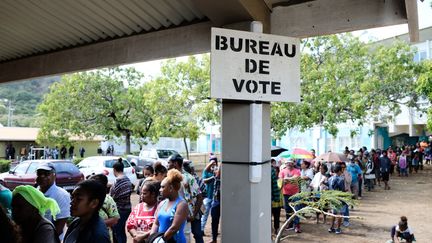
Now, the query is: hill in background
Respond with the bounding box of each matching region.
[0,76,60,127]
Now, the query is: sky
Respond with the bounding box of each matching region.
[125,0,432,80]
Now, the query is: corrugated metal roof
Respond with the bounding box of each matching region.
[0,0,205,62]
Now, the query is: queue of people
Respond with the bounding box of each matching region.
[2,143,427,242]
[270,143,429,240]
[0,152,220,243]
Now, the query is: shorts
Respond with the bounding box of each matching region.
[381,172,390,181]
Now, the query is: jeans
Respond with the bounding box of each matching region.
[343,204,349,224]
[191,216,204,243]
[201,198,213,231]
[283,195,299,226]
[366,179,374,191]
[114,208,131,243]
[211,201,220,241]
[350,182,359,199]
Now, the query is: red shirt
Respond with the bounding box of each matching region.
[126,203,157,232]
[279,168,301,196]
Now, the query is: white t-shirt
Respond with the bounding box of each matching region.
[300,168,314,192]
[396,225,414,235]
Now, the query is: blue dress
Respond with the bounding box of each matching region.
[157,197,186,243]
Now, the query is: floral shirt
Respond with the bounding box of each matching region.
[126,203,157,232]
[180,170,201,219]
[99,195,119,241]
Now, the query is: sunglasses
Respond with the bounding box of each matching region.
[37,171,53,177]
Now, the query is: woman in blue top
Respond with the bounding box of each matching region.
[151,169,188,243]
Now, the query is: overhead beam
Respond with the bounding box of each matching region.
[0,21,212,83]
[271,0,409,38]
[405,0,419,42]
[191,0,271,32]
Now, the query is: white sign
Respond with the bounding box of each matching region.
[211,27,300,102]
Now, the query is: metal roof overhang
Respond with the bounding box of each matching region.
[0,0,419,83]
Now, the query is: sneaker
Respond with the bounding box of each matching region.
[295,226,302,233]
[335,228,342,234]
[328,228,335,233]
[343,221,350,227]
[285,226,294,231]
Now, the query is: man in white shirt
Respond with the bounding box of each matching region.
[36,163,71,240]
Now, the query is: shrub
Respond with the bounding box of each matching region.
[72,157,84,165]
[0,160,11,173]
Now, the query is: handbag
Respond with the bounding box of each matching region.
[146,232,177,243]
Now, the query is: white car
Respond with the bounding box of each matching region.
[138,148,179,167]
[77,156,138,186]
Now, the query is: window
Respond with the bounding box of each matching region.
[289,137,305,149]
[54,163,80,174]
[13,163,29,175]
[414,51,427,62]
[157,150,177,159]
[339,137,350,150]
[104,159,130,168]
[27,162,40,174]
[326,137,336,152]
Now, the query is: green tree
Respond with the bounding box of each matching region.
[271,34,423,138]
[416,60,432,129]
[145,55,219,158]
[37,67,153,154]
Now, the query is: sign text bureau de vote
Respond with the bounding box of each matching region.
[211,27,300,103]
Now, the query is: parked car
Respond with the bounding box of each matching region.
[0,160,84,192]
[138,148,179,167]
[77,156,138,186]
[126,155,153,179]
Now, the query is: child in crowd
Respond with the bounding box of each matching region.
[327,164,346,235]
[390,216,415,243]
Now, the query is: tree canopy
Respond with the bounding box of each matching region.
[37,67,152,154]
[36,34,429,154]
[416,59,432,130]
[271,34,424,138]
[143,55,218,158]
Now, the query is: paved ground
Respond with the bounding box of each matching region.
[128,164,432,242]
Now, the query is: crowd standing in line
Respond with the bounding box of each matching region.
[270,142,430,240]
[1,141,430,243]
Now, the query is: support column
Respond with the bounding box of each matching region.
[221,100,271,243]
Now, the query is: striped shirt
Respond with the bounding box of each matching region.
[110,176,132,211]
[271,167,280,202]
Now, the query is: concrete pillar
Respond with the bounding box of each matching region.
[221,101,271,243]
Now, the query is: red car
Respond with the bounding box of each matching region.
[0,160,84,192]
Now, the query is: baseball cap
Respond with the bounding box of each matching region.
[285,158,295,164]
[36,162,56,172]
